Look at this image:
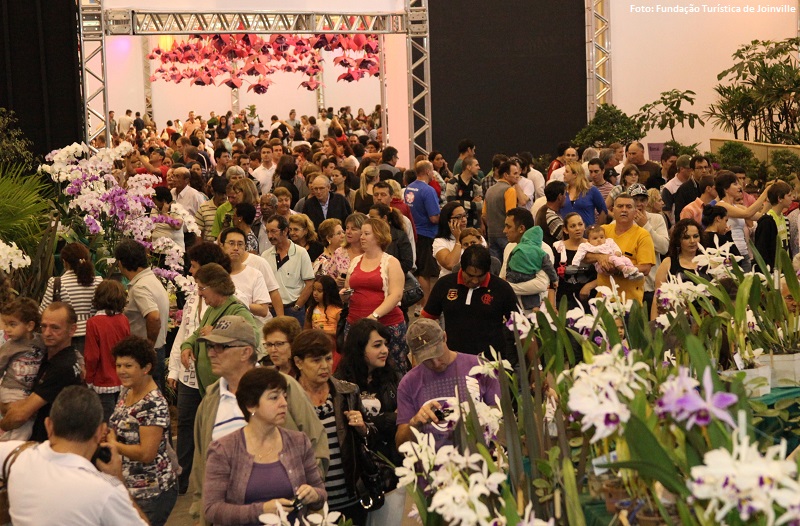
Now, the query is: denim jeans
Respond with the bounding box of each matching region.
[137,485,178,526]
[176,382,202,493]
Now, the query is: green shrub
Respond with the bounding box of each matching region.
[769,149,800,182]
[573,104,643,150]
[716,141,760,176]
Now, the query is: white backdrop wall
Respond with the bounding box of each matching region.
[107,35,381,132]
[609,1,797,156]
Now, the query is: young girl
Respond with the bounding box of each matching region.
[84,280,131,422]
[304,275,344,368]
[0,297,45,440]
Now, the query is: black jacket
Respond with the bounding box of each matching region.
[304,193,353,231]
[386,226,414,274]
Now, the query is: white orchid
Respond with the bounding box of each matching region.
[0,240,31,273]
[688,412,796,526]
[561,345,649,443]
[519,502,555,526]
[305,501,341,526]
[654,273,708,314]
[693,238,742,279]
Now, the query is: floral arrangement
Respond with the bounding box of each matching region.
[39,141,199,292]
[559,345,650,444]
[692,239,742,280]
[148,33,380,93]
[259,501,352,526]
[688,412,799,525]
[0,239,31,274]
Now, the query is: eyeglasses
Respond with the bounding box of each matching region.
[264,341,289,349]
[208,343,241,353]
[451,214,466,221]
[197,285,209,292]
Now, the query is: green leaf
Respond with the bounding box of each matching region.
[562,458,586,526]
[614,415,691,497]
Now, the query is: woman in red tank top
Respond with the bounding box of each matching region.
[340,218,410,374]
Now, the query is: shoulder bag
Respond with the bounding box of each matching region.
[0,441,36,523]
[345,392,395,511]
[401,272,423,310]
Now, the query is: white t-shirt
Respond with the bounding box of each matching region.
[231,266,272,324]
[549,166,566,182]
[516,177,535,210]
[527,168,546,200]
[242,253,280,293]
[252,165,274,194]
[1,441,147,525]
[432,237,459,278]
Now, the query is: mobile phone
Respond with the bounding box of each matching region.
[92,445,112,465]
[292,496,305,513]
[340,288,354,295]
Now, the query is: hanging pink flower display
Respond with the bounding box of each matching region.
[148,32,380,93]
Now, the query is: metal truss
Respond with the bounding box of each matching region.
[586,0,611,120]
[79,1,433,160]
[78,0,109,148]
[406,0,432,158]
[106,11,406,36]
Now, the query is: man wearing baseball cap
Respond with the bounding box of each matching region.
[395,318,500,449]
[189,315,328,525]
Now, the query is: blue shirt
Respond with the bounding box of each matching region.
[404,180,440,238]
[560,186,607,227]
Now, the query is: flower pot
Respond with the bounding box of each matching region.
[602,479,629,514]
[721,364,771,397]
[755,353,800,388]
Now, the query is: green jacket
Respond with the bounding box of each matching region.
[190,374,330,524]
[180,296,259,396]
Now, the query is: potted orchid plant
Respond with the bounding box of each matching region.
[39,141,199,294]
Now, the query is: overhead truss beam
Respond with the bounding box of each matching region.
[586,0,611,120]
[106,10,407,36]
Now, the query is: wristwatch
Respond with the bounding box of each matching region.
[371,312,380,319]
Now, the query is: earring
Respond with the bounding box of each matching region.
[250,412,255,417]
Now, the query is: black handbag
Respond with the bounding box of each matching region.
[345,394,395,511]
[401,272,423,310]
[354,434,396,510]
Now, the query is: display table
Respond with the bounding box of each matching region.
[581,494,614,526]
[754,386,800,451]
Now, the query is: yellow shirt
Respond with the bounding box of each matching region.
[597,223,656,303]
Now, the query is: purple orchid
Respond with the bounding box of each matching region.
[679,367,738,429]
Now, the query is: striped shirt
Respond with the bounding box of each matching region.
[315,395,358,510]
[195,200,219,242]
[212,378,247,441]
[39,271,103,336]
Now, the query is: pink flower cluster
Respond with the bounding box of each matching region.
[148,33,380,92]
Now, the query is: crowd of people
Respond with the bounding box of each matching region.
[0,104,796,525]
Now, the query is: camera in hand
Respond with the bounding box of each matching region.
[92,445,112,465]
[433,407,453,421]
